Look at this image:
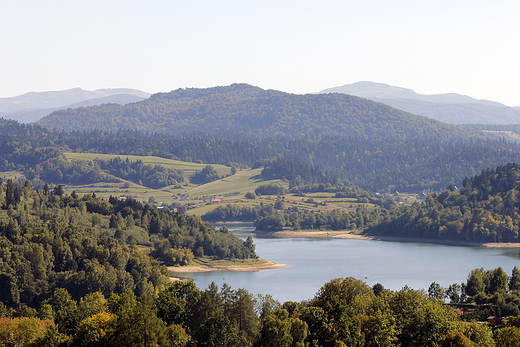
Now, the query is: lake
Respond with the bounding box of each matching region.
[178,224,520,303]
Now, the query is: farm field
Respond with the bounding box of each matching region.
[63,152,232,177]
[1,152,403,217]
[0,171,24,181]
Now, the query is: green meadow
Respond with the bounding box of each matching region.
[3,153,381,216]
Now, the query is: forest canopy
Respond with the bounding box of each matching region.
[0,179,256,308]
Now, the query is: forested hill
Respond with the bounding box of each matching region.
[367,163,520,242]
[37,83,474,139]
[3,118,520,192]
[0,180,256,308]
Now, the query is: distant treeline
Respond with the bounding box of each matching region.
[203,183,390,231]
[4,119,520,192]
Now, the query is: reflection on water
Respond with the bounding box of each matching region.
[501,248,520,260]
[186,223,520,303]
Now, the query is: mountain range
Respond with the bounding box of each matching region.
[36,83,474,140]
[0,88,150,123]
[3,82,519,126]
[319,81,520,124]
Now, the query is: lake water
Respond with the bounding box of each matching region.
[178,224,520,303]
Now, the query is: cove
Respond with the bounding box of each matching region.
[179,224,520,303]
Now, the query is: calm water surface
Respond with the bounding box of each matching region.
[179,224,520,303]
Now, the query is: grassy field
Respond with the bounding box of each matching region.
[0,171,25,181]
[63,152,232,177]
[34,155,287,207]
[2,152,398,217]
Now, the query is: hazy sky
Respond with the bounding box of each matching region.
[2,1,520,106]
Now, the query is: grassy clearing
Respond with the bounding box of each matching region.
[482,130,520,142]
[61,180,172,203]
[192,256,267,267]
[48,160,287,207]
[185,168,285,198]
[63,152,232,177]
[0,171,25,181]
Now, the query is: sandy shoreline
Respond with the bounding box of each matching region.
[263,230,520,248]
[168,258,289,276]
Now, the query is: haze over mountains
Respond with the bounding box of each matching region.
[0,88,150,123]
[36,83,474,140]
[3,82,520,126]
[319,81,520,124]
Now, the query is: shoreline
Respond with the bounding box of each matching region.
[261,230,520,248]
[168,230,519,281]
[168,258,289,277]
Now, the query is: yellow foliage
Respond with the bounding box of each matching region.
[0,317,53,346]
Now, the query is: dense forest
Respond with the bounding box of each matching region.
[5,266,520,346]
[365,163,520,243]
[0,179,256,309]
[3,118,520,192]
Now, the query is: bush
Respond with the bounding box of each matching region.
[255,184,286,196]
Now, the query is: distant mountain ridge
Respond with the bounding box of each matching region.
[37,83,475,140]
[0,88,150,123]
[320,81,505,106]
[319,81,520,124]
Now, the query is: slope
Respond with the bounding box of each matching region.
[320,81,504,106]
[37,83,475,140]
[366,163,520,243]
[319,81,520,125]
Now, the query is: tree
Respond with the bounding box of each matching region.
[488,267,509,295]
[108,293,168,347]
[446,283,462,304]
[53,185,64,197]
[300,306,329,347]
[311,278,368,346]
[196,311,241,347]
[155,280,201,329]
[225,288,259,342]
[72,311,116,347]
[358,293,398,347]
[43,288,79,335]
[4,179,22,208]
[372,283,385,297]
[166,323,191,347]
[190,165,220,184]
[438,332,474,347]
[428,282,446,301]
[465,269,486,298]
[390,286,457,347]
[510,266,520,291]
[495,327,520,347]
[0,317,53,347]
[256,308,308,347]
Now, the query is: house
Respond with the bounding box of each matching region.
[487,316,502,325]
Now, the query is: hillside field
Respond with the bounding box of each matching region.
[2,152,385,216]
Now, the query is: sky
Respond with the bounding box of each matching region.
[2,0,520,106]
